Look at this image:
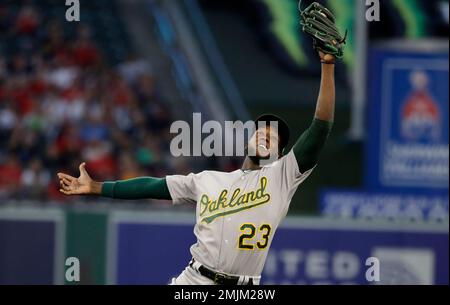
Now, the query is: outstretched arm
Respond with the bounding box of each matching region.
[292,52,335,173]
[313,53,335,122]
[57,163,172,200]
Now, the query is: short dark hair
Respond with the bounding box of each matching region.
[254,114,290,155]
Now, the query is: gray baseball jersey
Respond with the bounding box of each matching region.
[166,150,314,277]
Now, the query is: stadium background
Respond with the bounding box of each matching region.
[0,0,448,284]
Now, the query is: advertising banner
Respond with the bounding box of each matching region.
[320,189,449,221]
[111,214,448,285]
[0,219,57,284]
[366,48,449,190]
[262,224,448,285]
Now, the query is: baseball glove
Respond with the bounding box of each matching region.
[299,1,347,60]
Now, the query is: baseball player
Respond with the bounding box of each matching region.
[57,2,346,285]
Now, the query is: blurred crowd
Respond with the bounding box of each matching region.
[0,3,193,202]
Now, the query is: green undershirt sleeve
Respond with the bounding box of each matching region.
[292,118,333,173]
[101,177,172,200]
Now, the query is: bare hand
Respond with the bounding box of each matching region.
[57,162,94,195]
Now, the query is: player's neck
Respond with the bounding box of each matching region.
[241,157,262,171]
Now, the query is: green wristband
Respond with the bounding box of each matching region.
[101,182,116,198]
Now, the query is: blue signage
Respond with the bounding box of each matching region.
[112,219,448,285]
[320,189,449,222]
[366,48,449,190]
[262,225,448,285]
[0,219,56,284]
[115,222,196,284]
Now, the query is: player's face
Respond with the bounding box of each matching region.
[247,126,280,160]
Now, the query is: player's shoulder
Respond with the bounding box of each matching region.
[199,169,241,177]
[180,169,239,180]
[261,150,295,169]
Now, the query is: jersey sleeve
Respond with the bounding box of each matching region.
[165,173,199,205]
[275,150,315,203]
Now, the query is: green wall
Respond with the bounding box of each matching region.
[65,210,108,285]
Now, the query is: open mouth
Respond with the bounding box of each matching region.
[258,144,268,151]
